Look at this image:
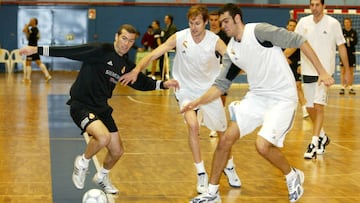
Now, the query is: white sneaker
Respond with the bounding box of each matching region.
[302,106,309,118]
[92,173,119,194]
[209,130,217,137]
[72,155,88,189]
[286,168,304,203]
[303,143,317,159]
[223,167,241,188]
[190,191,221,203]
[196,172,208,194]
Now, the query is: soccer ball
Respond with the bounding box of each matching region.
[82,189,108,203]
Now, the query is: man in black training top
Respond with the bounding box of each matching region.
[20,24,179,194]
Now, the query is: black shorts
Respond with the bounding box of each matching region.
[68,100,118,133]
[26,53,41,61]
[340,53,356,67]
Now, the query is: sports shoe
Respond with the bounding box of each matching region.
[190,191,221,203]
[92,173,119,194]
[339,88,345,95]
[45,75,52,82]
[349,89,356,95]
[304,143,317,159]
[209,130,217,137]
[223,167,241,188]
[317,134,330,155]
[286,168,304,203]
[196,172,208,194]
[302,106,309,118]
[72,155,88,189]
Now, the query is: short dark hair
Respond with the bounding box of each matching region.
[117,24,137,35]
[288,18,297,24]
[166,15,174,23]
[218,3,243,22]
[33,18,38,25]
[154,20,160,27]
[311,0,325,5]
[209,10,219,16]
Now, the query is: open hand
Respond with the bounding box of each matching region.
[119,70,139,86]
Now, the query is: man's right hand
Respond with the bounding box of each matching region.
[118,69,140,86]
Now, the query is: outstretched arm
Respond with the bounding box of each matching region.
[180,86,222,113]
[119,33,177,86]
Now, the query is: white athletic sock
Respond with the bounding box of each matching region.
[208,184,219,195]
[226,156,234,169]
[80,154,90,168]
[285,168,296,181]
[194,160,206,174]
[319,129,326,138]
[97,167,110,179]
[311,136,319,146]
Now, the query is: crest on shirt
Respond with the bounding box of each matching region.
[182,40,188,48]
[121,66,126,74]
[107,60,113,66]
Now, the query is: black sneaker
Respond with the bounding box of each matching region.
[349,89,356,95]
[304,143,317,159]
[317,135,330,155]
[339,88,345,95]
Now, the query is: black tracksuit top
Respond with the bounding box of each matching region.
[39,43,160,110]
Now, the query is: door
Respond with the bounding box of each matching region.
[18,7,87,71]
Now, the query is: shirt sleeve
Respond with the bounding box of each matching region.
[38,43,104,63]
[212,52,240,94]
[333,21,346,46]
[254,23,306,48]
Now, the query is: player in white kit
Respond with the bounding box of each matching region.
[119,5,241,194]
[181,3,335,203]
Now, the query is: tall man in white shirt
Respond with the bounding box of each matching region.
[294,0,350,159]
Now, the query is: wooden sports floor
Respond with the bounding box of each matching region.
[0,71,359,203]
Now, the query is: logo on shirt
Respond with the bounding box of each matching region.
[121,66,126,74]
[107,61,113,66]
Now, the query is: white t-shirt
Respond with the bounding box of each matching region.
[295,14,345,76]
[172,28,221,93]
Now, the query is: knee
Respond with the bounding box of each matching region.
[187,120,200,136]
[111,147,124,160]
[217,134,236,151]
[255,138,270,156]
[97,133,111,147]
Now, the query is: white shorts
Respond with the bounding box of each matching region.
[228,93,297,147]
[303,82,328,107]
[176,89,227,132]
